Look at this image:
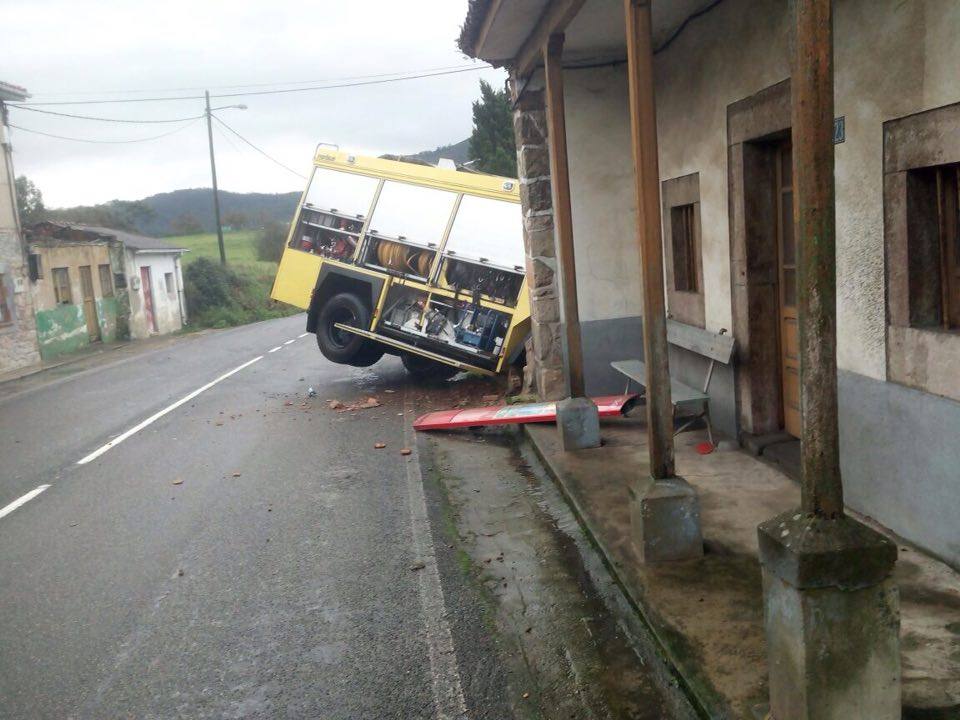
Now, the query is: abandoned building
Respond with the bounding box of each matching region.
[0,80,41,374]
[460,0,959,718]
[27,222,187,358]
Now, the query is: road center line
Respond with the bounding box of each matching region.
[402,396,468,720]
[283,339,296,345]
[77,356,264,465]
[0,485,51,520]
[268,346,283,353]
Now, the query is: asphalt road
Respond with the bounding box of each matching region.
[0,316,442,719]
[0,315,691,720]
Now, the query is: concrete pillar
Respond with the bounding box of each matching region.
[623,0,702,561]
[512,88,566,401]
[541,33,600,450]
[758,2,900,717]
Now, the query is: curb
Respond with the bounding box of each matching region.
[521,424,722,720]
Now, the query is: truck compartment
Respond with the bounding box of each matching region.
[378,285,511,364]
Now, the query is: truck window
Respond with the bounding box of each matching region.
[444,195,525,271]
[293,168,379,259]
[304,168,378,216]
[367,181,457,248]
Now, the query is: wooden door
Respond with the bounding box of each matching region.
[777,143,801,438]
[78,265,101,342]
[140,266,158,333]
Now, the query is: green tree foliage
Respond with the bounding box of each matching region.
[256,220,288,262]
[44,198,155,232]
[183,256,293,328]
[224,211,248,230]
[170,213,203,235]
[468,80,517,178]
[15,176,45,225]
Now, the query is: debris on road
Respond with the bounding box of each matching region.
[327,397,382,412]
[400,448,412,456]
[308,387,317,397]
[374,442,386,449]
[172,478,183,485]
[231,472,241,477]
[410,562,426,571]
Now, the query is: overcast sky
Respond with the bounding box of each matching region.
[3,0,504,208]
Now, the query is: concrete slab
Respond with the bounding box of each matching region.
[525,417,960,719]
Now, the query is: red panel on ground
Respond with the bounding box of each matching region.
[413,395,638,431]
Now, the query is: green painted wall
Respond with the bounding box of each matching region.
[96,297,119,343]
[35,304,90,360]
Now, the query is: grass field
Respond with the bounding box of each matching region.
[168,230,278,274]
[166,229,297,329]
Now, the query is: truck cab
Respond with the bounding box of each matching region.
[270,149,530,379]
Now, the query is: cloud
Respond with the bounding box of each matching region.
[3,0,504,207]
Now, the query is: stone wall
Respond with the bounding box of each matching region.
[513,90,565,400]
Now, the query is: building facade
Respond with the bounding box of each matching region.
[0,80,40,373]
[461,0,960,568]
[27,223,187,357]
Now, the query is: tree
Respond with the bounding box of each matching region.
[170,213,204,236]
[468,80,517,178]
[256,221,288,262]
[15,176,45,225]
[224,211,248,230]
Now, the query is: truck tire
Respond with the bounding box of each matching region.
[401,352,460,381]
[316,292,373,364]
[348,343,385,367]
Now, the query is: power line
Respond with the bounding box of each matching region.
[12,65,492,107]
[212,115,307,180]
[33,64,491,97]
[10,105,204,124]
[7,119,200,144]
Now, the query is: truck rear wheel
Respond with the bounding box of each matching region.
[401,352,460,381]
[316,292,374,364]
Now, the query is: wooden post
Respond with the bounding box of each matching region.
[542,33,586,398]
[792,0,844,518]
[624,0,674,479]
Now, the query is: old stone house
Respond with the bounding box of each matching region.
[27,222,187,358]
[461,0,960,569]
[0,80,40,373]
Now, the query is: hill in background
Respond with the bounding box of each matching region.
[46,139,471,237]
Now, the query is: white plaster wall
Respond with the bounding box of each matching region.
[563,65,643,323]
[0,120,40,371]
[655,0,960,379]
[126,251,183,338]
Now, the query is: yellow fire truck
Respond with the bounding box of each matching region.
[270,149,530,379]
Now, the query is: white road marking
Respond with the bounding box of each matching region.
[0,485,51,520]
[298,333,308,338]
[283,339,296,345]
[77,356,264,465]
[268,346,283,353]
[403,396,468,720]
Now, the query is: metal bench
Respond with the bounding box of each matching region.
[612,321,735,446]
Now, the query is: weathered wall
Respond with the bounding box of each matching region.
[0,120,40,373]
[563,65,642,323]
[126,251,184,339]
[30,242,119,359]
[652,0,960,380]
[514,91,566,400]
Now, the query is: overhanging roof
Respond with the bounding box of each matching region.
[460,0,724,71]
[0,80,29,103]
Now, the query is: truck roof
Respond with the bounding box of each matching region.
[312,149,520,203]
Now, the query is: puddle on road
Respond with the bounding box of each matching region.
[425,428,693,720]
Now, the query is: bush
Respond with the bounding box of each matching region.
[183,256,296,329]
[256,221,289,262]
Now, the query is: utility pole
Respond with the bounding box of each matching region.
[205,90,226,265]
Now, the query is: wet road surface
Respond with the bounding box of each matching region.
[0,315,694,719]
